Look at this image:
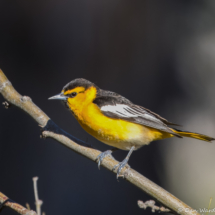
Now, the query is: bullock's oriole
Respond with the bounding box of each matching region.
[49,78,215,178]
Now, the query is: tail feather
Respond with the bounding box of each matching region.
[172,129,215,142]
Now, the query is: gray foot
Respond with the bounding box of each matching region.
[96,150,112,169]
[113,158,130,179]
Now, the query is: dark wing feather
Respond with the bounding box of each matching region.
[93,91,181,137]
[96,89,132,105]
[134,106,180,126]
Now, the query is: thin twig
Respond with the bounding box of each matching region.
[0,192,36,215]
[33,177,43,215]
[26,203,31,210]
[0,69,200,215]
[138,200,171,213]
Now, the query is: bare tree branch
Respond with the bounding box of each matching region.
[138,200,171,213]
[0,192,37,215]
[0,69,200,215]
[33,177,43,215]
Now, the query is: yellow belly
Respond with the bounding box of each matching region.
[74,103,172,150]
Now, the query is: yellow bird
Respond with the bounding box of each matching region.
[49,78,214,178]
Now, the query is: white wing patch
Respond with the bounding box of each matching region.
[101,104,161,122]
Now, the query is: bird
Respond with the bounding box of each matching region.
[49,78,215,178]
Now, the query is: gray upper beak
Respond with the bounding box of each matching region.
[48,93,68,101]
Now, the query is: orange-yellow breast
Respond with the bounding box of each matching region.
[68,100,172,150]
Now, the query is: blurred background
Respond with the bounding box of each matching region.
[0,0,215,214]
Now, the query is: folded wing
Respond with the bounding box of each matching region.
[94,93,181,137]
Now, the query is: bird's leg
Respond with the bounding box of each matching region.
[96,147,118,169]
[113,146,135,179]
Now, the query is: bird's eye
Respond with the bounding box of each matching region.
[70,92,77,98]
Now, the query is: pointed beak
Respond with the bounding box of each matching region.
[48,93,68,101]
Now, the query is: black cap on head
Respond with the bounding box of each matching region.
[63,78,98,92]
